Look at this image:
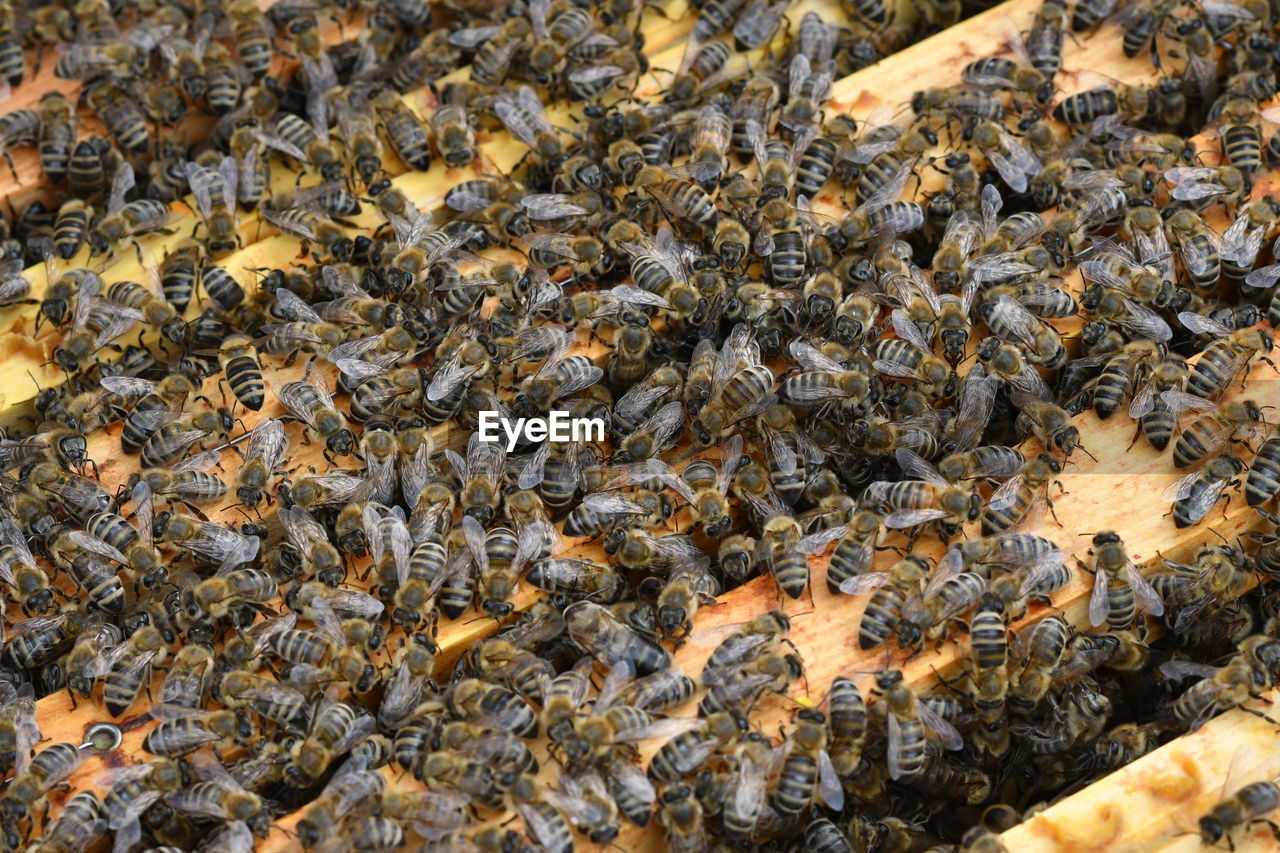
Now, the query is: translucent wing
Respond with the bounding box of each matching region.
[1125,561,1164,617]
[1089,568,1109,627]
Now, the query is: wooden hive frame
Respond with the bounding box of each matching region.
[2,0,1279,850]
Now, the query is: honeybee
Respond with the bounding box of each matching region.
[864,448,981,535]
[1178,312,1274,400]
[1081,531,1164,630]
[275,366,355,459]
[872,669,964,781]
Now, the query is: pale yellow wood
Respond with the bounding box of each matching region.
[1000,689,1280,853]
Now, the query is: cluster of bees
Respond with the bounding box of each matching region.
[0,0,1277,849]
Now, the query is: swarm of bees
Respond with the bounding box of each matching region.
[0,0,1280,849]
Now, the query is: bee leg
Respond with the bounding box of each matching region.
[1,152,14,184]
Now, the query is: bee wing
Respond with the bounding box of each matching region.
[67,530,128,565]
[1127,382,1157,419]
[1161,469,1206,502]
[858,157,916,214]
[986,474,1027,513]
[509,324,571,366]
[260,207,317,241]
[838,570,887,595]
[278,505,328,554]
[645,458,696,505]
[448,23,503,47]
[594,659,636,712]
[461,515,489,574]
[82,639,132,679]
[128,480,154,548]
[729,753,768,822]
[987,148,1032,193]
[607,284,671,311]
[581,492,650,518]
[919,701,964,750]
[1176,311,1234,337]
[1158,388,1214,417]
[1088,567,1109,627]
[1171,477,1229,527]
[894,448,948,487]
[611,716,705,743]
[614,381,673,424]
[788,339,844,374]
[1124,560,1164,617]
[184,161,218,221]
[273,288,324,324]
[107,161,135,215]
[981,293,1045,350]
[884,508,950,528]
[888,308,931,352]
[1245,263,1280,290]
[521,193,591,220]
[718,433,745,493]
[493,98,539,150]
[799,524,847,555]
[947,364,997,453]
[815,748,845,810]
[0,517,34,577]
[426,350,480,403]
[633,400,685,452]
[243,418,287,472]
[518,443,553,491]
[1221,214,1265,267]
[650,534,704,565]
[886,711,906,780]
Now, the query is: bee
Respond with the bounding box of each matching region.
[1247,433,1280,506]
[467,17,531,86]
[3,741,91,823]
[275,367,355,459]
[981,453,1063,534]
[872,669,964,781]
[50,200,94,261]
[633,164,719,230]
[1052,84,1151,126]
[1081,531,1164,631]
[38,91,76,187]
[912,86,1005,121]
[286,696,377,787]
[1179,313,1274,399]
[157,512,261,576]
[1168,636,1280,729]
[1014,397,1083,458]
[961,35,1052,105]
[864,448,981,536]
[1161,392,1265,468]
[565,601,670,675]
[969,120,1043,194]
[1198,775,1280,847]
[33,789,107,853]
[428,103,478,170]
[51,271,145,373]
[872,310,955,398]
[166,753,272,836]
[894,569,986,649]
[844,555,931,648]
[139,406,234,470]
[89,163,171,258]
[658,785,706,853]
[261,203,354,263]
[0,507,55,614]
[97,625,168,717]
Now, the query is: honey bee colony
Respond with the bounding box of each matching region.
[0,0,1279,849]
